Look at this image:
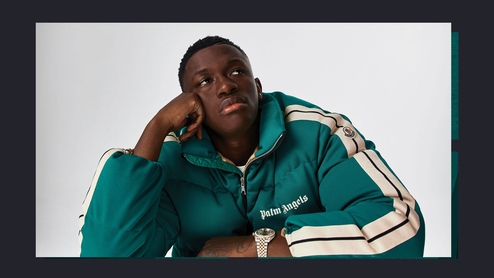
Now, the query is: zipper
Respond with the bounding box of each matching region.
[240,176,247,210]
[239,133,285,211]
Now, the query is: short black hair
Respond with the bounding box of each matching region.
[178,36,247,90]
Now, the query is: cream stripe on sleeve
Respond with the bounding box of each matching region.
[283,105,366,157]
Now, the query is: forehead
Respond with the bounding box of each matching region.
[184,44,251,73]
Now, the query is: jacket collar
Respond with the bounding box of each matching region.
[181,93,285,171]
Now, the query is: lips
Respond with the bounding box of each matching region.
[219,96,247,114]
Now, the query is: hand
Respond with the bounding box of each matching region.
[197,231,292,258]
[158,92,205,142]
[134,93,205,161]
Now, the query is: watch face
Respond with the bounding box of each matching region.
[257,228,275,237]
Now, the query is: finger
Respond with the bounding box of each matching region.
[196,123,203,140]
[178,123,200,142]
[192,106,205,140]
[178,131,192,142]
[189,120,204,139]
[186,109,204,140]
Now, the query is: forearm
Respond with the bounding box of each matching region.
[134,93,205,161]
[197,231,292,258]
[134,116,172,161]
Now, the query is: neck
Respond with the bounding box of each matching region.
[207,117,260,166]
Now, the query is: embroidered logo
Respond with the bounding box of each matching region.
[342,126,356,138]
[260,195,309,220]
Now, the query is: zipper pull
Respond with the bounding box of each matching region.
[240,176,246,196]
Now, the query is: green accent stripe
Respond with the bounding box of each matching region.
[452,151,458,258]
[451,32,459,258]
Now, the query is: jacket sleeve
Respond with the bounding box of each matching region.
[283,114,425,258]
[78,148,180,257]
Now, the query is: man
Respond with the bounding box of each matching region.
[79,35,425,258]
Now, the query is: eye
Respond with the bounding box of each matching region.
[231,69,244,75]
[199,78,211,86]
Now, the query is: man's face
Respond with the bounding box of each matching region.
[182,44,262,138]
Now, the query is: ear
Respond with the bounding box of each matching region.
[255,78,263,98]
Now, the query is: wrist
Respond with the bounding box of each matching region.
[267,229,292,257]
[133,117,173,160]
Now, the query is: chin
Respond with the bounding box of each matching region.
[212,118,257,136]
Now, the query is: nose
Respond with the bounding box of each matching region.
[216,75,238,97]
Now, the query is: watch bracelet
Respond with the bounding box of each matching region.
[257,237,269,257]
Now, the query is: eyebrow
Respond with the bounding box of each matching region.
[191,68,209,77]
[191,58,248,77]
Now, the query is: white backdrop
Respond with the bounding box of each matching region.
[36,23,452,257]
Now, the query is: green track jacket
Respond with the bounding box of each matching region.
[79,91,425,258]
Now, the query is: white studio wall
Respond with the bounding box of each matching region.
[36,23,452,257]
